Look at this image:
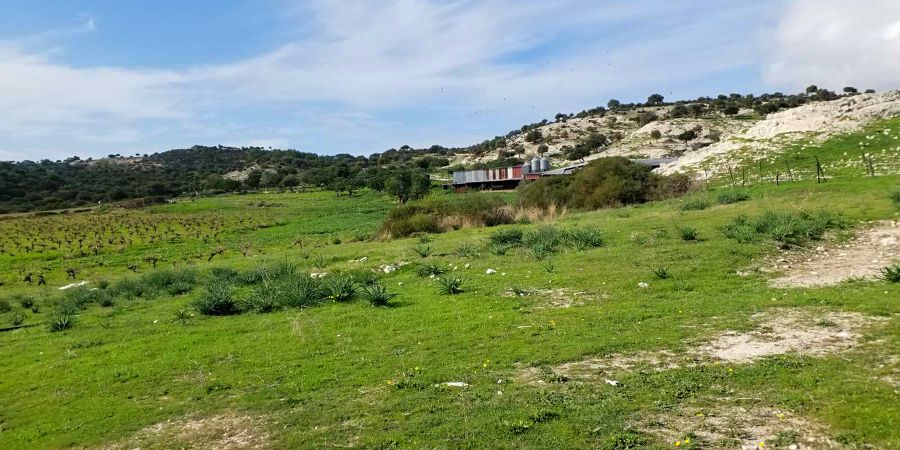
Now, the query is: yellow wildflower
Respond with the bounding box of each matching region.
[674,441,681,447]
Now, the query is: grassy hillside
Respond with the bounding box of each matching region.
[0,132,898,448]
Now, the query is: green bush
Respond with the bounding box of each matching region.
[0,298,10,313]
[416,263,448,277]
[194,280,239,316]
[379,192,514,238]
[722,210,846,247]
[437,275,464,295]
[360,282,397,306]
[325,275,357,302]
[568,227,604,249]
[680,196,711,211]
[519,157,691,209]
[890,187,900,207]
[880,264,900,282]
[109,277,150,299]
[456,242,481,258]
[489,228,524,246]
[715,189,751,205]
[677,225,699,241]
[141,268,198,295]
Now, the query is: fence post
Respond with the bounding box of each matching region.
[742,167,747,187]
[783,159,793,181]
[814,155,823,183]
[727,166,736,187]
[775,170,780,186]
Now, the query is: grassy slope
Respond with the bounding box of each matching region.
[1,131,899,448]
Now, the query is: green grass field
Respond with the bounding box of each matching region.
[1,130,899,448]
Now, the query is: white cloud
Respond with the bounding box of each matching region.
[763,0,900,91]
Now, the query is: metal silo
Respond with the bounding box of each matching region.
[539,157,550,172]
[522,163,531,174]
[531,157,541,173]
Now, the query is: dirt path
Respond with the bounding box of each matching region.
[769,220,900,288]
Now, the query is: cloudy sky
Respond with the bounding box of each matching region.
[0,0,898,161]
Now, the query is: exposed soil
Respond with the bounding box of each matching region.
[518,308,885,384]
[643,403,835,449]
[769,220,900,288]
[99,411,271,450]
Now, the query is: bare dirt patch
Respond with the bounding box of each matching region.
[699,309,877,363]
[99,411,271,450]
[518,308,885,384]
[769,220,900,288]
[503,287,606,309]
[643,403,835,449]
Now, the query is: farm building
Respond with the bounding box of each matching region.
[448,157,676,192]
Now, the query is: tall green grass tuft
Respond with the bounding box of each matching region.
[194,279,239,316]
[360,282,397,306]
[880,264,900,283]
[722,210,846,247]
[325,275,357,302]
[437,275,464,295]
[680,195,711,211]
[715,189,751,205]
[489,228,524,246]
[568,227,604,249]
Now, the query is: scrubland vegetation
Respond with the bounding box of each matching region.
[0,120,899,449]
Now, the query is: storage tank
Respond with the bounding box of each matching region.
[539,157,550,172]
[522,163,531,175]
[530,157,541,173]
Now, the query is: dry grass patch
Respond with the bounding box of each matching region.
[99,411,271,450]
[642,403,835,449]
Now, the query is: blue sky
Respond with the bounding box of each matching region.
[1,0,898,161]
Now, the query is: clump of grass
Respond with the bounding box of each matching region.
[346,269,379,287]
[0,298,10,313]
[524,226,566,259]
[680,195,711,211]
[411,244,433,258]
[487,242,513,256]
[677,225,699,241]
[437,275,464,295]
[568,227,604,249]
[48,299,79,332]
[109,277,150,300]
[715,189,751,205]
[722,210,846,247]
[143,268,198,294]
[173,307,194,324]
[890,187,900,207]
[250,267,325,310]
[416,263,448,277]
[325,275,357,302]
[360,282,397,306]
[7,312,25,326]
[651,266,670,279]
[490,228,524,246]
[510,286,530,296]
[16,294,35,309]
[194,279,239,316]
[880,264,900,282]
[456,242,481,258]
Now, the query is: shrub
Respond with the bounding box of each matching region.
[325,275,357,302]
[722,210,846,247]
[48,309,75,332]
[16,294,35,309]
[347,269,380,287]
[411,244,433,258]
[7,312,25,326]
[891,188,900,207]
[207,267,240,284]
[140,268,198,296]
[361,282,397,306]
[416,263,448,277]
[568,227,604,249]
[487,243,513,256]
[519,157,690,210]
[194,280,239,316]
[880,264,900,282]
[252,268,325,309]
[490,228,524,246]
[677,225,699,241]
[0,298,10,313]
[109,277,150,299]
[715,189,751,205]
[652,266,670,279]
[456,242,481,258]
[379,193,514,238]
[437,275,464,295]
[680,196,711,211]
